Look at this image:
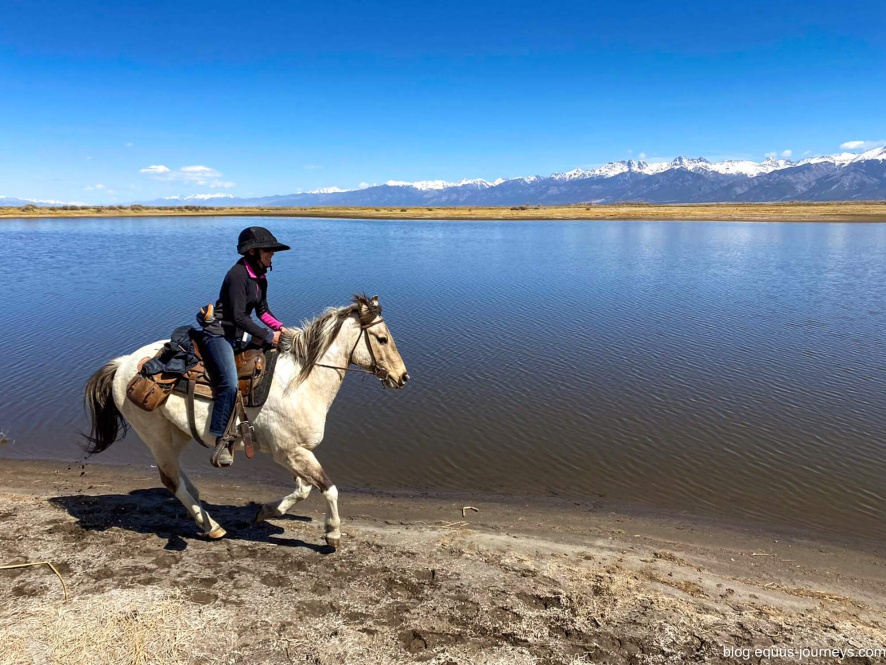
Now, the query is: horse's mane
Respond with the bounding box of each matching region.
[281,294,381,387]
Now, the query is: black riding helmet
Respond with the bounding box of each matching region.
[237,226,291,255]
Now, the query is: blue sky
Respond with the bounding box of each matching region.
[1,0,884,203]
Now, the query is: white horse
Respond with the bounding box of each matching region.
[83,295,408,547]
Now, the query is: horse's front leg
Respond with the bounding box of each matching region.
[255,475,312,522]
[273,446,341,548]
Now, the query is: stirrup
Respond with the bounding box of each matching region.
[211,437,235,468]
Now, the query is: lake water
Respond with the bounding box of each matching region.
[3,216,885,546]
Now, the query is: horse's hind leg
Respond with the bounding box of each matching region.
[255,476,312,523]
[144,423,226,539]
[274,447,341,548]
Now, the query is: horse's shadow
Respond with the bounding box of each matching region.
[49,489,334,553]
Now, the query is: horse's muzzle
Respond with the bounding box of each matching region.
[384,372,409,389]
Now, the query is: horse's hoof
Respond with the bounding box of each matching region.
[207,526,227,539]
[324,535,340,549]
[255,504,276,523]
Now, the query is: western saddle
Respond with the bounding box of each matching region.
[131,342,279,460]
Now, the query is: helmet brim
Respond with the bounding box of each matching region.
[238,240,291,255]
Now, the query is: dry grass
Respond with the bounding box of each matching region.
[2,201,886,222]
[3,463,886,664]
[0,561,68,600]
[0,588,235,665]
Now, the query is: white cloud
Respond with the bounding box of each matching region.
[303,164,322,170]
[358,182,373,190]
[764,152,778,159]
[140,164,171,174]
[638,152,647,160]
[139,164,234,189]
[782,149,792,158]
[840,139,886,151]
[180,165,218,175]
[124,142,134,148]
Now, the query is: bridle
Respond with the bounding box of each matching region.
[315,317,389,382]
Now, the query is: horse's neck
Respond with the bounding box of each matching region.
[299,316,360,409]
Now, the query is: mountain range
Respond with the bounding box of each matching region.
[4,147,886,208]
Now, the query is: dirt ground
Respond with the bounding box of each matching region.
[1,459,885,665]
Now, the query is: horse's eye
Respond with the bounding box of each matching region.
[378,336,388,345]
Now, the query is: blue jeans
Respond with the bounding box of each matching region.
[201,334,239,437]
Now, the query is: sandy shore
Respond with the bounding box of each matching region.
[1,459,885,664]
[2,201,886,222]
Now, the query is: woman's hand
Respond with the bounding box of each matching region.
[272,330,282,346]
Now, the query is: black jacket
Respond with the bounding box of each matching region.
[213,258,278,346]
[141,326,202,376]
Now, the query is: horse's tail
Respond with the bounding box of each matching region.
[82,359,129,455]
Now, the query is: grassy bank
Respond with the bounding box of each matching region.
[2,201,886,222]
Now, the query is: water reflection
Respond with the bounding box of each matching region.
[3,216,885,545]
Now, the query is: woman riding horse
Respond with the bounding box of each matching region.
[203,226,290,467]
[84,293,409,546]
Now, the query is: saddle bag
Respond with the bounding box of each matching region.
[126,358,177,411]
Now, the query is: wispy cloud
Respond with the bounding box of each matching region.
[840,139,886,151]
[139,164,234,188]
[180,165,217,176]
[83,183,114,194]
[140,165,170,175]
[303,164,323,170]
[124,142,134,148]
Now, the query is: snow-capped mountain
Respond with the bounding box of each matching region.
[383,178,503,190]
[550,153,861,180]
[308,187,348,194]
[853,145,886,162]
[222,147,886,206]
[0,195,85,207]
[6,148,886,209]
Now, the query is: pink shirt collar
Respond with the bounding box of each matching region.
[244,259,266,280]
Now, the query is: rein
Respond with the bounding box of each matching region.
[315,317,387,380]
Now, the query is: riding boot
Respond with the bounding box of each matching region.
[211,436,234,468]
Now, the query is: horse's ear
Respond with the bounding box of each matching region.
[357,298,371,320]
[370,295,379,307]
